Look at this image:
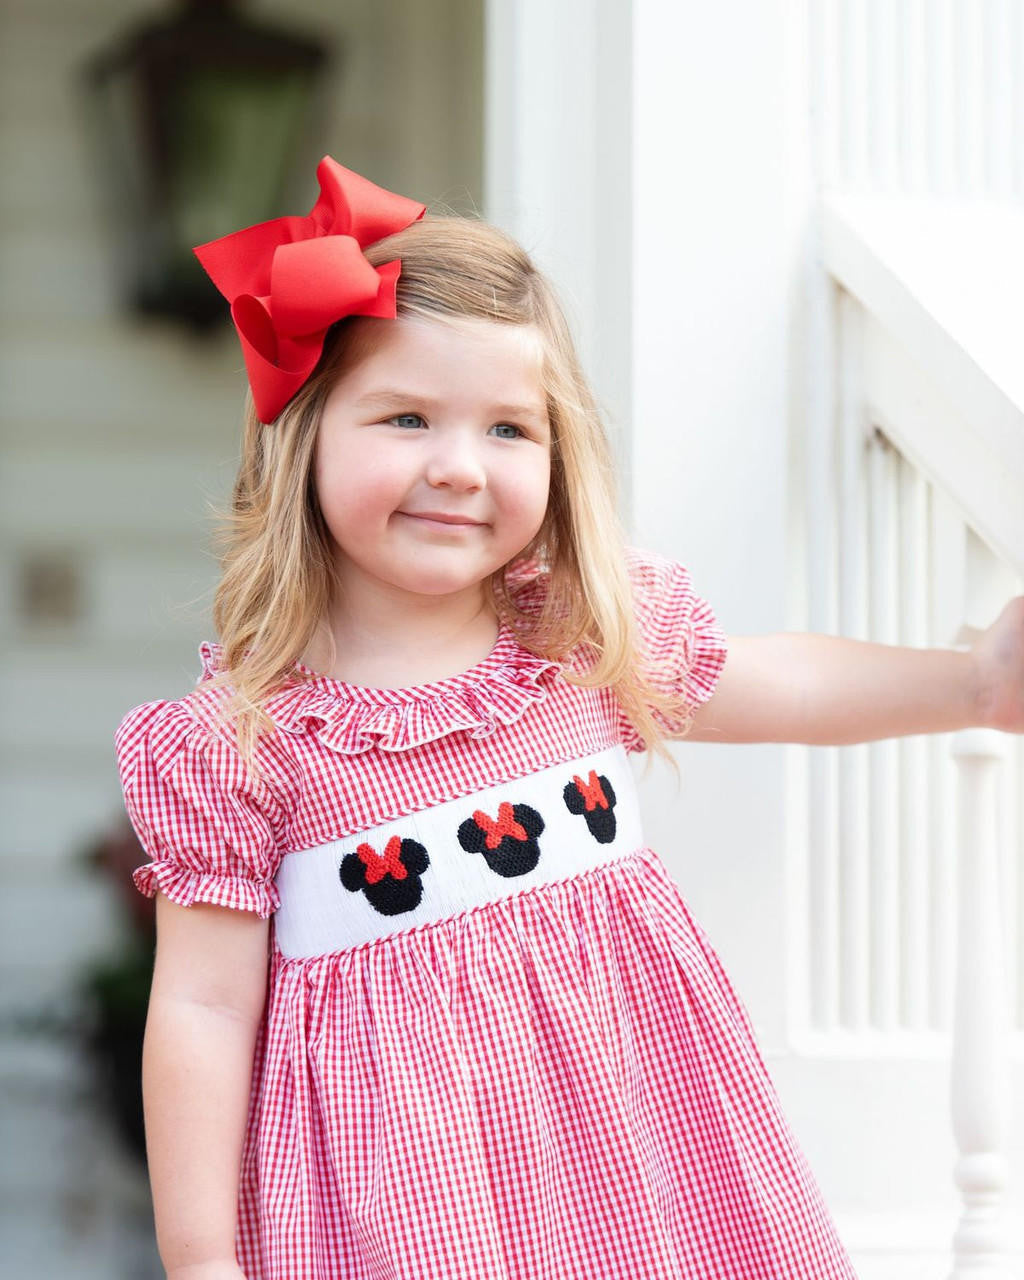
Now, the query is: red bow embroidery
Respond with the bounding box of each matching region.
[356,835,408,884]
[472,802,528,850]
[572,770,608,811]
[194,156,425,424]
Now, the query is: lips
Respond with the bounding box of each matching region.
[401,511,484,526]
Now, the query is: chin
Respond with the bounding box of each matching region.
[396,569,489,597]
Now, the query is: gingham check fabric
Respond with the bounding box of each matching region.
[115,548,858,1280]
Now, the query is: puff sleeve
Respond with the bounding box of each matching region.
[617,547,729,753]
[114,698,288,918]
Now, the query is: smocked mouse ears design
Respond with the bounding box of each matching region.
[563,770,617,844]
[340,834,430,918]
[193,157,426,424]
[457,802,546,879]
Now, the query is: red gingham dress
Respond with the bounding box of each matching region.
[115,548,858,1280]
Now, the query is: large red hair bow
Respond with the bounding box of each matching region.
[194,157,426,424]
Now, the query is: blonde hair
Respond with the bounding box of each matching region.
[204,215,694,774]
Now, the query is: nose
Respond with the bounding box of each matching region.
[424,430,487,491]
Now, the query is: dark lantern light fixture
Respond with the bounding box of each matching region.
[82,0,332,329]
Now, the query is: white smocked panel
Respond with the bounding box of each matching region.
[273,745,643,958]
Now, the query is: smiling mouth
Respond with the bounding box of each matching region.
[400,512,485,528]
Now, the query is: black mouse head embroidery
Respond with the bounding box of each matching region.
[457,800,545,878]
[563,770,617,843]
[340,834,429,917]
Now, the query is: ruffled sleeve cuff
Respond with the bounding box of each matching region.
[618,548,729,751]
[677,592,729,710]
[132,860,281,920]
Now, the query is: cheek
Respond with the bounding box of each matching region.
[517,454,551,520]
[316,443,405,519]
[491,455,550,544]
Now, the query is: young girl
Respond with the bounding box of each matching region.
[115,157,1024,1280]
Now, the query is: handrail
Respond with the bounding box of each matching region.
[820,194,1024,577]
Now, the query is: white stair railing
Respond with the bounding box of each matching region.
[805,3,1024,1267]
[816,194,1024,1273]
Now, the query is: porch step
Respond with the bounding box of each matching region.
[837,1208,1024,1280]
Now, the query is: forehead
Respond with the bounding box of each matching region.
[335,315,548,409]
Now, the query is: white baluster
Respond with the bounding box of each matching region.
[837,289,871,1031]
[948,725,1013,1279]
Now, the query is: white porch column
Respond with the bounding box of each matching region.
[629,0,803,1047]
[483,0,633,491]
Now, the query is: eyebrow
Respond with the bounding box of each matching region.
[354,388,549,423]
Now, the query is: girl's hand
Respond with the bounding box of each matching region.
[970,595,1024,733]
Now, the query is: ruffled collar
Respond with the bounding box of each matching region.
[197,621,564,755]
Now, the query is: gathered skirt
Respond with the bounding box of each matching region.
[235,844,858,1279]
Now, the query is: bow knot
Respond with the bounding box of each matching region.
[572,771,609,811]
[194,157,425,423]
[357,835,408,884]
[473,802,528,850]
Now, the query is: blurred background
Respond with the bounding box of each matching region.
[2,1,1023,1277]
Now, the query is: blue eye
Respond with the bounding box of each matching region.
[387,415,523,439]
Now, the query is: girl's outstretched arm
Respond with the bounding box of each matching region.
[686,597,1024,746]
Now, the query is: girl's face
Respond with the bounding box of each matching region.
[314,314,552,613]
